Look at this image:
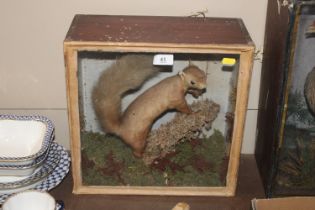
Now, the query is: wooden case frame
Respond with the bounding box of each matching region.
[269,2,315,196]
[64,15,255,196]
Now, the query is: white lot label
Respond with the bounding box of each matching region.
[153,54,174,65]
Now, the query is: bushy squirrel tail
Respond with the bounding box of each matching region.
[92,54,159,134]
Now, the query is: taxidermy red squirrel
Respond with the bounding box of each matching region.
[92,55,207,157]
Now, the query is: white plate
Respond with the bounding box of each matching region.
[0,115,55,166]
[0,143,60,188]
[0,151,48,177]
[0,120,46,157]
[0,143,70,204]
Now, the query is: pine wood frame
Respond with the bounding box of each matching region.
[64,15,254,196]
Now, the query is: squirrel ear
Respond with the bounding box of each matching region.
[178,71,186,78]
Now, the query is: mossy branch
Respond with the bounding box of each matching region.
[142,99,220,165]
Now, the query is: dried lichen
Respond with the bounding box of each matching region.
[142,99,220,165]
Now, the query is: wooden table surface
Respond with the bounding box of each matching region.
[50,155,265,210]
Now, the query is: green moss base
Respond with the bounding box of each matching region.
[81,130,227,187]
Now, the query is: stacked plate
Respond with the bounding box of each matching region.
[0,115,70,204]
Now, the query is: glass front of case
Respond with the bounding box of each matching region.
[76,52,240,187]
[273,2,315,196]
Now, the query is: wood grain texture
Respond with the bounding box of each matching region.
[65,15,253,46]
[226,49,254,195]
[64,47,82,193]
[254,0,290,196]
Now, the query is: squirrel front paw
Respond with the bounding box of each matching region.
[188,89,205,98]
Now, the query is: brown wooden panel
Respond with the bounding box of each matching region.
[255,0,290,196]
[65,15,253,45]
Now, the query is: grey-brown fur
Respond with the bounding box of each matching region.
[92,55,159,134]
[305,67,315,115]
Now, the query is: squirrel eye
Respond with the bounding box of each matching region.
[190,81,196,85]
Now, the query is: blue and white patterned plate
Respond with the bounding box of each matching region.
[0,143,56,177]
[0,143,70,204]
[0,115,55,166]
[56,200,65,210]
[0,143,61,190]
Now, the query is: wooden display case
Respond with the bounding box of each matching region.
[256,2,315,196]
[64,15,254,196]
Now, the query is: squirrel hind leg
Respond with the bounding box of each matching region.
[127,137,147,158]
[131,140,147,158]
[121,128,149,158]
[132,150,144,158]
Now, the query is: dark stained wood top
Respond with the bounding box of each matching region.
[65,15,253,46]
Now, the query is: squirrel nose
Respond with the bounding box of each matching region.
[200,83,207,89]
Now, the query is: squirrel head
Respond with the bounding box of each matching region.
[179,65,207,91]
